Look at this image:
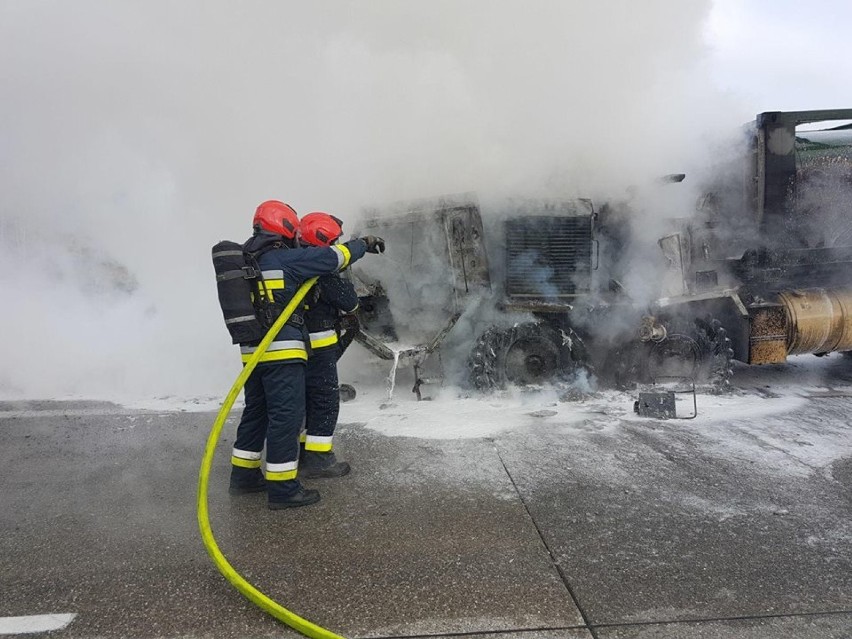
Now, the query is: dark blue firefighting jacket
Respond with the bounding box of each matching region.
[239,233,366,364]
[305,273,360,351]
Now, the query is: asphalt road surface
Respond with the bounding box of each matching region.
[1,358,851,638]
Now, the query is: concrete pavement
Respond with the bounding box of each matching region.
[0,385,850,638]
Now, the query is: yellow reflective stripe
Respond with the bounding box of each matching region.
[333,244,351,270]
[242,349,307,363]
[305,434,333,452]
[299,431,306,443]
[231,456,262,469]
[310,334,339,349]
[266,469,298,481]
[242,340,305,354]
[266,460,297,481]
[232,448,262,460]
[264,279,284,290]
[339,244,351,269]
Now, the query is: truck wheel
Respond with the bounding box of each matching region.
[648,316,734,393]
[468,322,577,390]
[600,341,649,390]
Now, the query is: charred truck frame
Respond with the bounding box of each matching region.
[350,109,852,395]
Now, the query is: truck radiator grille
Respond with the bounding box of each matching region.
[505,216,592,297]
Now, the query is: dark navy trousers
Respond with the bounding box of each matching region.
[233,361,305,500]
[304,347,340,448]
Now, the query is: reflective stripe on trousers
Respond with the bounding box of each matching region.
[304,434,333,452]
[231,447,261,469]
[266,460,298,481]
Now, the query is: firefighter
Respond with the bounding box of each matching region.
[297,212,362,478]
[229,200,385,509]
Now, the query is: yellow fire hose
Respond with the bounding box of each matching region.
[197,276,346,639]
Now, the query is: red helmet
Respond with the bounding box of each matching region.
[299,212,344,247]
[253,200,299,239]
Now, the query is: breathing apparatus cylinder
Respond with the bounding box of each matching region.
[212,241,267,344]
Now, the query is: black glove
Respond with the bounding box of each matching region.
[361,235,386,254]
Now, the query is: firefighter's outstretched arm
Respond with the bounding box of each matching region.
[286,237,384,281]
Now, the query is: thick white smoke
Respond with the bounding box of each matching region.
[0,1,745,402]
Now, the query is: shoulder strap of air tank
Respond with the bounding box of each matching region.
[216,267,259,282]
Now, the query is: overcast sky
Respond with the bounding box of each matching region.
[707,0,852,113]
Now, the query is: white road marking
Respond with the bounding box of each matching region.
[0,613,76,634]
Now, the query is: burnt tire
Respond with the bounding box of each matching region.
[468,322,581,390]
[648,315,734,393]
[600,340,650,391]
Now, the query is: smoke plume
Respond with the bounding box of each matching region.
[0,1,744,402]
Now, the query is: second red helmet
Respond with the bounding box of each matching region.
[300,212,344,247]
[253,200,299,239]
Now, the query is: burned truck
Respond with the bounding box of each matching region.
[349,109,852,395]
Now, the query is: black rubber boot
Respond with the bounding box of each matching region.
[300,451,351,479]
[229,467,267,495]
[268,486,321,510]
